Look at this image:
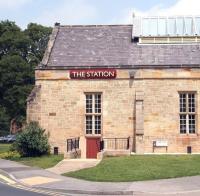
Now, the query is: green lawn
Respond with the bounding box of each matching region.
[10,154,64,169]
[0,143,11,153]
[64,155,200,182]
[0,143,63,169]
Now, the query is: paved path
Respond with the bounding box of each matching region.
[46,159,100,174]
[1,158,200,195]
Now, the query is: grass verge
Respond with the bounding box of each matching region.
[0,143,11,153]
[64,155,200,182]
[10,154,64,169]
[0,143,64,169]
[0,143,63,169]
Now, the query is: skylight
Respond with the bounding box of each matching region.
[139,16,200,37]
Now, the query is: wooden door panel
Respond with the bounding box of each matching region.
[86,138,100,158]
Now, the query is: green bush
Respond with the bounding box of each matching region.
[0,151,20,159]
[13,122,50,157]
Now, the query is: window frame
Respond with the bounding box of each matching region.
[179,91,197,134]
[85,92,102,136]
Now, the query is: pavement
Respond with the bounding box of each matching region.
[46,159,100,174]
[1,158,200,195]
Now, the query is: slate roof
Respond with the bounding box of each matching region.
[40,24,200,69]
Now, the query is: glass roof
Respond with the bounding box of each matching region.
[141,16,200,36]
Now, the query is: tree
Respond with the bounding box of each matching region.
[0,55,33,127]
[0,20,52,135]
[0,20,20,34]
[0,106,10,136]
[24,23,52,64]
[0,20,31,60]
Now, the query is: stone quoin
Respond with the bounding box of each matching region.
[27,15,200,159]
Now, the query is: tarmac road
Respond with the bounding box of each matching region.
[0,181,46,196]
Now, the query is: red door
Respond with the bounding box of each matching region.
[86,137,100,158]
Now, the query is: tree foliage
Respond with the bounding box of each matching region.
[0,106,10,136]
[13,122,50,157]
[0,20,52,134]
[24,23,52,62]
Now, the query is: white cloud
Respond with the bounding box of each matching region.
[0,0,31,9]
[34,0,97,26]
[119,0,200,24]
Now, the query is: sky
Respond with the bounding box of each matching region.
[0,0,200,29]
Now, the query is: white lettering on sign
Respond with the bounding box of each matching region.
[70,69,117,79]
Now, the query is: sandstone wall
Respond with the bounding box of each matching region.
[27,68,200,156]
[27,85,41,123]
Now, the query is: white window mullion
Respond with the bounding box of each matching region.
[186,94,189,134]
[92,94,95,134]
[186,114,189,134]
[92,115,94,135]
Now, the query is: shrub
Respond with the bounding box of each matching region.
[13,122,50,157]
[0,151,20,159]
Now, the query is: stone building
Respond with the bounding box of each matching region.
[27,16,200,158]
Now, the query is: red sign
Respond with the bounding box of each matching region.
[70,69,117,79]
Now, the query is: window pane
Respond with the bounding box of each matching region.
[95,94,101,113]
[176,18,184,35]
[180,114,187,134]
[86,94,92,113]
[168,18,176,35]
[158,18,166,35]
[142,18,149,36]
[185,17,193,35]
[189,114,195,133]
[195,17,200,35]
[149,18,158,36]
[86,115,92,134]
[179,94,186,112]
[95,115,101,134]
[188,93,195,112]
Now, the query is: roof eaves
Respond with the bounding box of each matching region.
[35,64,200,70]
